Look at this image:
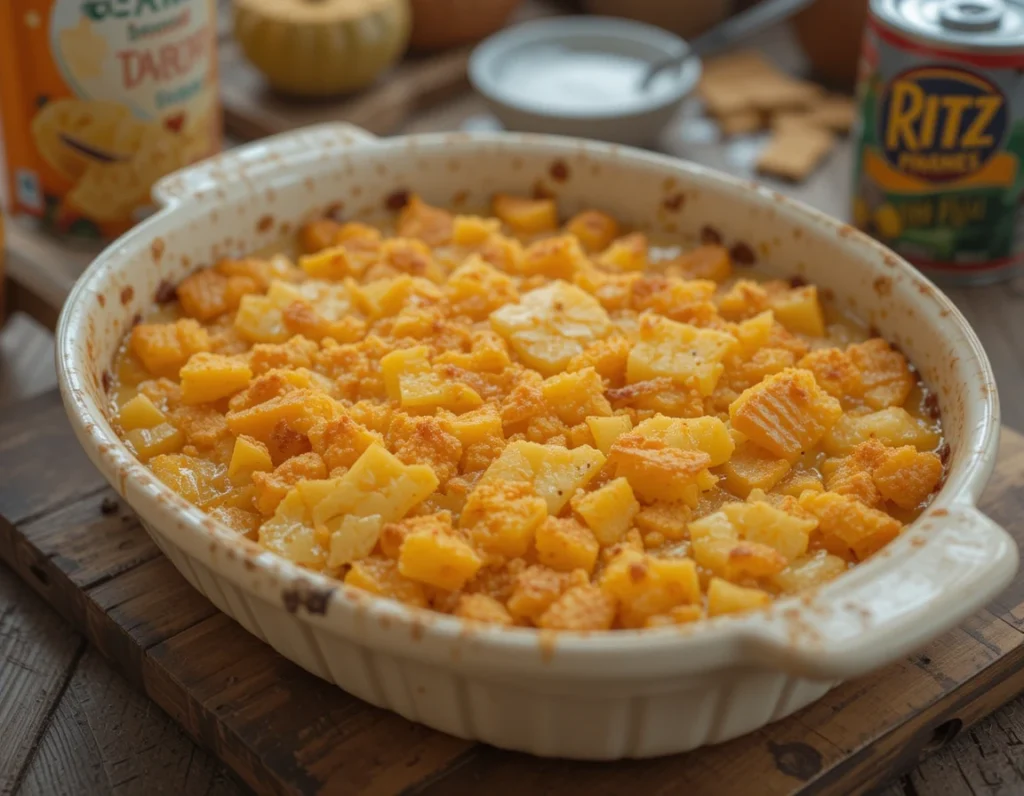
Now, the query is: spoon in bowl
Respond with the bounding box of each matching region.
[640,0,818,90]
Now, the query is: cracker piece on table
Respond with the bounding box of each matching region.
[756,125,836,182]
[717,109,766,136]
[801,94,857,133]
[749,74,825,113]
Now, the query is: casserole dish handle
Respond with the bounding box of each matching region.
[748,503,1018,680]
[151,123,377,209]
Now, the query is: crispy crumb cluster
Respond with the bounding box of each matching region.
[111,194,945,631]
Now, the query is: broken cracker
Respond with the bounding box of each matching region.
[700,49,782,85]
[701,79,758,117]
[717,109,766,136]
[749,74,825,113]
[772,95,857,135]
[800,95,857,133]
[756,125,836,182]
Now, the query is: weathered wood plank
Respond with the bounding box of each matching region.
[908,698,1024,796]
[0,390,105,526]
[0,564,84,794]
[143,613,470,796]
[19,647,245,796]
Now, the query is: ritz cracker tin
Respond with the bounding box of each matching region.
[0,0,221,240]
[852,0,1024,284]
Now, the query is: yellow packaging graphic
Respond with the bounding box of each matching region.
[0,0,221,239]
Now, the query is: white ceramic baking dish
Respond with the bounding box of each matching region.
[56,122,1017,759]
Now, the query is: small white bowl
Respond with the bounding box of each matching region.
[469,16,699,147]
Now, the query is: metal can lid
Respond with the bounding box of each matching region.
[874,0,1024,50]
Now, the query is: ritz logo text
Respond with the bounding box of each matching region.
[879,66,1008,182]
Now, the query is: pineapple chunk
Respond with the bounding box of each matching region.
[597,232,648,272]
[118,393,166,431]
[311,443,439,531]
[334,221,383,254]
[258,488,326,569]
[345,556,428,608]
[180,353,253,405]
[565,210,619,252]
[353,276,441,319]
[380,346,431,400]
[771,549,849,594]
[308,415,381,472]
[398,528,481,591]
[586,415,633,455]
[768,285,826,337]
[732,311,775,357]
[300,245,359,281]
[718,441,791,498]
[799,490,903,560]
[822,407,941,456]
[632,415,735,466]
[445,256,519,321]
[208,506,261,538]
[492,193,558,233]
[401,370,483,414]
[252,452,328,515]
[379,237,444,282]
[481,440,606,514]
[446,406,504,448]
[299,218,340,253]
[717,279,769,321]
[689,501,814,579]
[872,446,944,509]
[721,501,815,560]
[490,281,612,376]
[571,477,639,546]
[149,453,228,508]
[130,318,211,377]
[380,347,482,414]
[455,593,514,625]
[847,339,914,409]
[326,515,385,569]
[537,584,616,631]
[608,434,714,505]
[669,245,732,283]
[626,314,737,396]
[226,389,341,442]
[125,422,184,462]
[234,295,289,344]
[177,268,255,321]
[567,336,630,386]
[541,368,613,425]
[797,347,864,401]
[507,565,583,623]
[634,502,690,541]
[535,517,600,574]
[599,551,701,628]
[521,235,587,280]
[693,535,788,581]
[452,215,501,246]
[460,480,547,559]
[228,435,273,484]
[773,467,825,498]
[729,368,843,459]
[707,578,772,616]
[397,195,453,247]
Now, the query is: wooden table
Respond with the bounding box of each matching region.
[4,21,1024,796]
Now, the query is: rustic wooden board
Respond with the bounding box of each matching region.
[1,391,1023,795]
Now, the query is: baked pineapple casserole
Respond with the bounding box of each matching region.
[110,194,945,631]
